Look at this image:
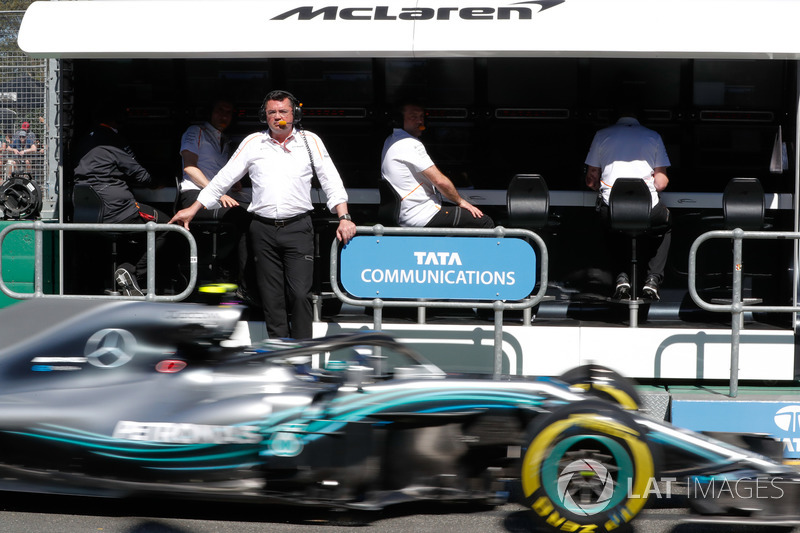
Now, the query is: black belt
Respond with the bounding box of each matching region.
[254,211,312,227]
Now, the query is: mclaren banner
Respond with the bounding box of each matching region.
[19,0,800,59]
[340,236,536,301]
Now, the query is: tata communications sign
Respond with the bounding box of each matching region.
[672,401,800,459]
[340,236,536,301]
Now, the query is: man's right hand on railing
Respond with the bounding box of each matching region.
[169,201,203,229]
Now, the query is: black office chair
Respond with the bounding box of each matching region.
[71,182,130,294]
[71,182,104,224]
[506,173,550,230]
[504,174,557,320]
[608,178,668,326]
[723,177,765,230]
[709,177,769,309]
[377,178,401,226]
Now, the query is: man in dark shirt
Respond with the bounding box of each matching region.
[6,129,37,179]
[72,104,169,296]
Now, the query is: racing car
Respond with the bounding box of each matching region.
[0,298,797,532]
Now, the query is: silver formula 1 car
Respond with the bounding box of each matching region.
[0,298,797,532]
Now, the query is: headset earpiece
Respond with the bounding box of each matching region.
[286,91,302,125]
[293,103,303,124]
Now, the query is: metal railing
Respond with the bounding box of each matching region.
[0,221,198,302]
[688,228,800,397]
[330,225,549,378]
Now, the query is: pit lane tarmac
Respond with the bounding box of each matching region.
[0,492,796,533]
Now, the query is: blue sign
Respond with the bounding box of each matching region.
[672,400,800,459]
[340,236,536,301]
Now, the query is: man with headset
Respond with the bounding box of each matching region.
[171,90,356,340]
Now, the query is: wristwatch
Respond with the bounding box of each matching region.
[338,213,352,221]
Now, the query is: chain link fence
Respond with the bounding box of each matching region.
[0,10,48,207]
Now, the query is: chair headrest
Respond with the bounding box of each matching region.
[723,177,764,230]
[506,174,549,229]
[377,179,401,226]
[72,182,104,223]
[608,178,652,233]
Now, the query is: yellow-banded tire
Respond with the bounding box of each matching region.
[518,401,655,532]
[559,364,641,411]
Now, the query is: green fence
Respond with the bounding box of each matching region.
[0,219,57,308]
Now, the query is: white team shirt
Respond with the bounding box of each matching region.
[585,117,671,207]
[180,122,251,205]
[197,128,348,219]
[380,128,439,227]
[180,122,228,192]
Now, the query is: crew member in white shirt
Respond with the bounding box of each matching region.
[179,98,254,295]
[381,102,493,228]
[585,103,671,301]
[171,90,356,339]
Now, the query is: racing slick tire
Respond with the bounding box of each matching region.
[518,401,655,532]
[559,364,641,410]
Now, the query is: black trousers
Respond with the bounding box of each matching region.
[117,204,170,288]
[426,206,494,228]
[598,201,672,285]
[250,214,315,340]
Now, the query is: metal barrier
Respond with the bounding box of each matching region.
[688,228,800,397]
[0,221,198,302]
[329,225,549,378]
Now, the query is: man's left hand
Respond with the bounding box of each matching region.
[219,194,239,208]
[459,199,485,219]
[336,219,357,244]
